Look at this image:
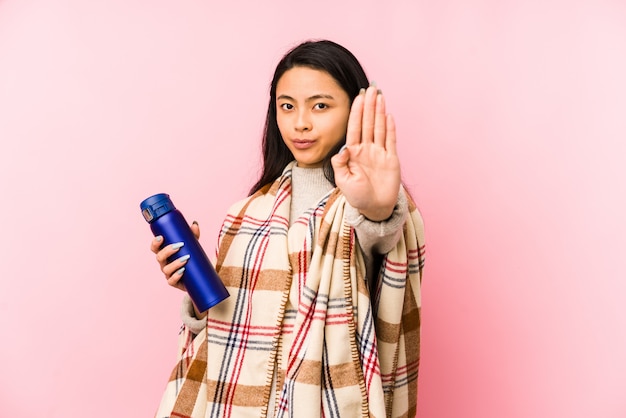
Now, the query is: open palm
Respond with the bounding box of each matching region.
[331,85,401,221]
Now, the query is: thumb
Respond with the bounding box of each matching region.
[331,145,350,177]
[191,221,201,240]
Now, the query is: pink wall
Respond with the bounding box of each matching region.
[1,0,625,416]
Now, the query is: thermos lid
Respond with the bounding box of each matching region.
[140,193,176,223]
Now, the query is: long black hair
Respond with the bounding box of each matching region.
[249,40,370,195]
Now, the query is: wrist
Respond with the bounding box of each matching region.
[359,206,394,222]
[193,304,208,319]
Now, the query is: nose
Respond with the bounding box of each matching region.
[295,109,312,132]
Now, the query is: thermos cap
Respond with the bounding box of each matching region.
[140,193,176,223]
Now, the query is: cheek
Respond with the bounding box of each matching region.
[332,113,349,138]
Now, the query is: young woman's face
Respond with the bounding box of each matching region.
[276,66,351,168]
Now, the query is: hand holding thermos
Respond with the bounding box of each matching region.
[141,193,229,312]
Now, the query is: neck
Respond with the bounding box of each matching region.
[289,164,334,224]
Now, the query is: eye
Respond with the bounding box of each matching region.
[313,103,328,110]
[280,103,294,110]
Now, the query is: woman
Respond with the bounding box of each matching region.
[152,40,425,418]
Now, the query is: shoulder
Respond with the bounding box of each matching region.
[224,182,278,218]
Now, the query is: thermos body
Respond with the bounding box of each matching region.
[140,194,229,311]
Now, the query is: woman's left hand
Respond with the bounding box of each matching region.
[331,84,401,221]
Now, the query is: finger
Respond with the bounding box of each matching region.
[361,85,378,144]
[346,90,364,146]
[163,254,190,278]
[167,266,187,290]
[155,241,185,267]
[150,235,164,254]
[191,221,200,240]
[386,114,397,155]
[374,92,387,148]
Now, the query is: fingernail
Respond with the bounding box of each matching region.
[370,80,377,87]
[172,242,185,250]
[175,267,185,276]
[192,220,198,226]
[377,88,383,95]
[359,88,366,95]
[178,254,190,263]
[338,144,348,154]
[155,236,163,242]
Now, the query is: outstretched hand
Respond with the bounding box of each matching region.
[331,85,401,221]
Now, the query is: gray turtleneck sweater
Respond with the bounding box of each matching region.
[181,165,408,332]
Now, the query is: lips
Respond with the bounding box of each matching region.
[292,139,315,150]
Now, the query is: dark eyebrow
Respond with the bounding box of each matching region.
[276,94,335,102]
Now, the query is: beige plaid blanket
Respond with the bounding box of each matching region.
[156,165,425,417]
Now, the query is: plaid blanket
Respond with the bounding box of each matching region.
[156,164,425,418]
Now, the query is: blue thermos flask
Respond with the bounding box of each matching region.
[140,193,229,311]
